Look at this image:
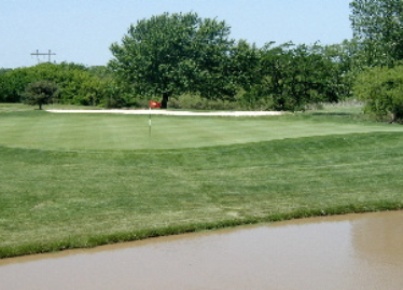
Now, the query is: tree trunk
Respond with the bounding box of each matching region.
[161,92,169,109]
[389,112,397,124]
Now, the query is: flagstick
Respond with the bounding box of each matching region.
[149,107,152,137]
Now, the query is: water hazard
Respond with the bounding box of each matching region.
[0,211,402,290]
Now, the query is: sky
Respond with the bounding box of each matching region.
[1,0,352,69]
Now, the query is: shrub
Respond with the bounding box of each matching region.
[353,65,403,123]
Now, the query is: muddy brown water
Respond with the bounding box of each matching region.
[1,211,402,290]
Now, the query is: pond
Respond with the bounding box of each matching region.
[0,211,402,290]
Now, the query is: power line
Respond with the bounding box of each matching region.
[31,49,56,63]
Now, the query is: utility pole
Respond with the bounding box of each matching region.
[31,49,56,63]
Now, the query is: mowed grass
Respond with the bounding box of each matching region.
[1,104,403,258]
[1,109,402,150]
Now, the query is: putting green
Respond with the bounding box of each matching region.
[1,111,402,151]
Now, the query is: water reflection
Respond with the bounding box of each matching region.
[352,213,403,266]
[0,211,402,290]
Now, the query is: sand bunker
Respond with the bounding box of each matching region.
[46,109,283,117]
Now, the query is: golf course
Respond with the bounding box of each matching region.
[1,102,402,259]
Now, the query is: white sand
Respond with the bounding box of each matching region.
[46,109,283,117]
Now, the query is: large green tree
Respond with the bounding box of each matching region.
[350,0,403,66]
[109,12,235,108]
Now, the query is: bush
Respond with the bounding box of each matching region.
[0,63,122,107]
[353,65,403,123]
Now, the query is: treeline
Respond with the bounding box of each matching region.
[1,0,402,120]
[0,41,357,111]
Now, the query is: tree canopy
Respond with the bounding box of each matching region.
[350,0,403,66]
[109,12,235,108]
[240,42,351,111]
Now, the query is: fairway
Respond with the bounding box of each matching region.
[1,110,402,150]
[1,106,403,258]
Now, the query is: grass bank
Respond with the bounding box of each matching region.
[0,103,402,258]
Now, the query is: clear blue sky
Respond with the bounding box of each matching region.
[1,0,352,69]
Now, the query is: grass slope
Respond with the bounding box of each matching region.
[0,104,402,258]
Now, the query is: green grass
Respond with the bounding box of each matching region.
[0,103,403,258]
[1,109,402,151]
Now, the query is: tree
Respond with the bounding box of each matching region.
[109,12,235,108]
[353,65,403,122]
[22,81,59,110]
[321,39,366,96]
[229,40,261,92]
[350,0,403,66]
[244,42,348,111]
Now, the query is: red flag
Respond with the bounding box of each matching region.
[149,100,161,109]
